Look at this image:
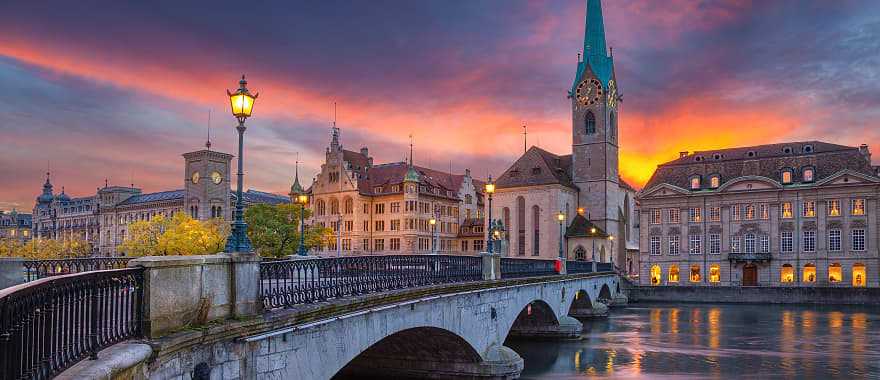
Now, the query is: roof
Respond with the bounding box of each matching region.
[343,149,371,172]
[565,213,609,238]
[644,141,876,191]
[239,190,290,205]
[496,146,633,192]
[458,218,485,238]
[572,0,614,90]
[354,161,470,199]
[117,189,184,205]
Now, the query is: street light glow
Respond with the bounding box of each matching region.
[227,75,258,119]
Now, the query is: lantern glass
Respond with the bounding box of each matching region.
[557,212,565,222]
[229,92,255,118]
[297,194,309,204]
[485,182,495,194]
[429,218,436,225]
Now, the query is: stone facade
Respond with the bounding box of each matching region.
[307,127,486,255]
[638,141,880,288]
[0,209,32,242]
[31,147,289,255]
[491,0,638,266]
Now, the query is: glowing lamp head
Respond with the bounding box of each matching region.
[557,211,565,222]
[609,235,615,241]
[297,194,309,205]
[577,207,585,215]
[429,218,436,225]
[590,227,597,234]
[484,179,495,195]
[228,75,258,121]
[493,230,500,238]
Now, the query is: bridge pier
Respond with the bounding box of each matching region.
[336,344,523,379]
[507,301,583,339]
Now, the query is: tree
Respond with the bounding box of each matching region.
[119,213,228,256]
[0,237,92,259]
[244,203,331,258]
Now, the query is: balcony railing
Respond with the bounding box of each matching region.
[0,268,144,380]
[260,255,482,309]
[23,257,134,282]
[728,253,772,262]
[500,258,558,279]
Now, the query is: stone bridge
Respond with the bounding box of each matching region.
[48,255,624,380]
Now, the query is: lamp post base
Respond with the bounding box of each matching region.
[225,219,253,254]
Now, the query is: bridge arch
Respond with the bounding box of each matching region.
[334,327,482,379]
[598,284,613,303]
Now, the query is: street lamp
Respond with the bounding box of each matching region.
[296,194,309,256]
[485,176,495,253]
[609,234,615,269]
[429,217,437,254]
[224,75,258,254]
[557,211,565,260]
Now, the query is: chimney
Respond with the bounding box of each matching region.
[360,146,369,157]
[679,151,689,158]
[859,144,870,161]
[465,168,471,177]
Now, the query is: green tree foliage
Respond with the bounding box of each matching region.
[244,203,331,258]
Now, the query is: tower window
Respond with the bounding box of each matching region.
[585,111,596,134]
[609,111,616,139]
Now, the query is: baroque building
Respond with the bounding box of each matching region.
[307,127,486,255]
[638,141,880,288]
[31,145,288,256]
[492,0,638,269]
[0,209,32,242]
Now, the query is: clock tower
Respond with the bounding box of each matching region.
[570,0,619,232]
[183,148,233,221]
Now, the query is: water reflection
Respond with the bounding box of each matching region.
[506,303,880,379]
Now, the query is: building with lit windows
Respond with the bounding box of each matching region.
[638,141,880,288]
[0,209,32,242]
[307,126,486,256]
[31,145,288,255]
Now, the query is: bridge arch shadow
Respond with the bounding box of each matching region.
[598,284,612,303]
[333,327,483,379]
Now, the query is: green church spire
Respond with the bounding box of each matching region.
[572,0,614,92]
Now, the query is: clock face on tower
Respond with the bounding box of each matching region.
[211,171,223,184]
[576,78,604,106]
[191,172,200,184]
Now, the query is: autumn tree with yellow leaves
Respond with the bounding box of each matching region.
[0,236,92,259]
[118,213,229,256]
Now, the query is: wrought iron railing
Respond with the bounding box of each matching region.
[566,260,594,274]
[727,253,772,262]
[0,267,144,380]
[500,258,558,279]
[23,257,134,282]
[261,255,482,309]
[596,262,614,272]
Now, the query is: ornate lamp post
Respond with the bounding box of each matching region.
[609,234,615,269]
[224,75,258,254]
[557,211,565,260]
[429,216,437,254]
[296,194,309,256]
[484,177,495,253]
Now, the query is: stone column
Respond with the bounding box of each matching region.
[481,252,501,280]
[0,257,25,290]
[129,254,262,338]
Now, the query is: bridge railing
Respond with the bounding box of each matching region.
[0,267,144,380]
[260,255,482,309]
[596,262,613,272]
[22,257,134,282]
[566,260,594,274]
[499,257,558,279]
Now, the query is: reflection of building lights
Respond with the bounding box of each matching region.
[527,304,532,316]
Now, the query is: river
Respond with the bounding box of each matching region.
[507,303,880,379]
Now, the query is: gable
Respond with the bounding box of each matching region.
[815,170,880,187]
[638,184,689,199]
[716,176,782,192]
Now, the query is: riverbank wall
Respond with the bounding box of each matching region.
[629,285,880,305]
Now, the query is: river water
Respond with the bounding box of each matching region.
[507,303,880,379]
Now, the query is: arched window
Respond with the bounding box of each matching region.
[532,205,540,256]
[609,111,616,139]
[781,264,794,283]
[502,207,511,241]
[803,263,816,283]
[344,197,353,214]
[330,198,339,215]
[853,263,866,287]
[690,265,701,283]
[668,265,680,283]
[575,246,586,260]
[585,111,596,134]
[516,197,526,256]
[650,265,662,286]
[828,263,842,283]
[709,265,720,283]
[316,199,326,216]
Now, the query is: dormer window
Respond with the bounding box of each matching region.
[374,186,382,193]
[690,176,701,190]
[695,156,704,162]
[781,169,793,184]
[802,167,815,182]
[803,145,814,153]
[713,153,722,160]
[783,146,792,154]
[747,151,757,158]
[709,175,720,189]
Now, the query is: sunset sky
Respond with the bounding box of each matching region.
[1,0,879,211]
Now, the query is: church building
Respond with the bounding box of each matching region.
[492,0,638,271]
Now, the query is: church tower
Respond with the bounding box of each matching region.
[183,145,233,221]
[570,0,619,231]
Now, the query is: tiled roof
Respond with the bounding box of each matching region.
[343,150,371,172]
[355,162,468,199]
[238,190,290,205]
[496,146,633,192]
[644,141,877,191]
[565,213,608,238]
[117,189,184,205]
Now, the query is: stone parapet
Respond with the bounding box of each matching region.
[128,253,261,338]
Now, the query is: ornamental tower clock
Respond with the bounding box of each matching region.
[183,148,233,221]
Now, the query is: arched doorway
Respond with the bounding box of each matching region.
[742,264,757,286]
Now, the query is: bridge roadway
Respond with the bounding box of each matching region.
[139,271,620,380]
